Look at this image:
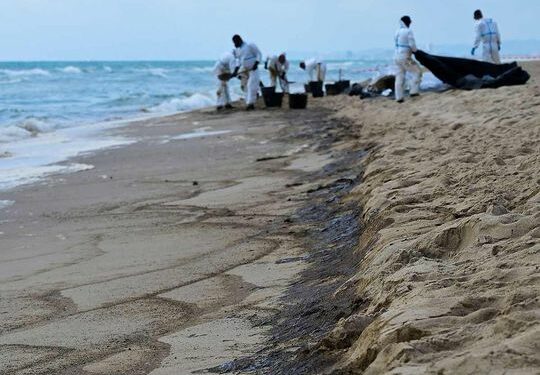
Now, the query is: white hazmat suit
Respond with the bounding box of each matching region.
[303,59,327,82]
[236,42,263,106]
[266,55,290,93]
[394,21,422,102]
[232,48,248,94]
[473,18,501,64]
[213,54,234,108]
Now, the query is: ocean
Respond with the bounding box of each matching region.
[0,58,423,193]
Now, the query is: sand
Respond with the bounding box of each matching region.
[0,62,539,375]
[0,106,340,374]
[261,62,538,374]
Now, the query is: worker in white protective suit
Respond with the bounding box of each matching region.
[232,35,262,110]
[394,16,422,103]
[299,59,326,83]
[265,53,290,93]
[232,48,249,95]
[471,9,501,64]
[213,53,235,111]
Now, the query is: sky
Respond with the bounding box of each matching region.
[1,0,539,61]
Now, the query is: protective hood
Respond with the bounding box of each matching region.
[220,53,234,65]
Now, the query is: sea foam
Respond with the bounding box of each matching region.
[148,93,214,113]
[0,68,50,77]
[60,66,83,74]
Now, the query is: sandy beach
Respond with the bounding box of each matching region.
[1,61,539,375]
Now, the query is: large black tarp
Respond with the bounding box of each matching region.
[414,50,530,90]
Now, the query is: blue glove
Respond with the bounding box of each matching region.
[498,44,501,51]
[471,47,476,56]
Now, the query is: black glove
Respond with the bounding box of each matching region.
[264,61,268,69]
[253,61,259,71]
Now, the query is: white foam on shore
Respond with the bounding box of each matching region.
[0,120,134,192]
[148,93,215,114]
[0,164,95,191]
[171,129,232,141]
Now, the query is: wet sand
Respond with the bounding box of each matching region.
[1,62,539,375]
[0,105,343,374]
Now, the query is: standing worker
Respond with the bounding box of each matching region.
[265,53,290,93]
[231,35,262,111]
[213,53,234,111]
[299,59,327,83]
[471,9,502,64]
[394,15,422,103]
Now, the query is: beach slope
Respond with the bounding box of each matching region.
[263,62,539,375]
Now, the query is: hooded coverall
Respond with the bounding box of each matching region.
[266,55,290,93]
[233,48,248,94]
[236,42,263,106]
[473,18,502,64]
[214,54,234,107]
[394,21,422,102]
[304,59,327,82]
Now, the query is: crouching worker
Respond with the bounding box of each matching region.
[394,15,422,103]
[265,53,290,93]
[213,53,234,110]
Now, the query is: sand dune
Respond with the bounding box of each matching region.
[312,62,540,374]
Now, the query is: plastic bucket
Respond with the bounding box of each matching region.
[325,83,341,96]
[289,94,308,109]
[337,80,351,91]
[262,87,284,107]
[309,81,324,97]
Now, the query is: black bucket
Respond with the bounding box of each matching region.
[325,83,341,96]
[309,81,324,97]
[337,80,351,91]
[262,87,284,108]
[289,94,308,109]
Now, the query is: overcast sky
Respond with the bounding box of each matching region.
[1,0,539,60]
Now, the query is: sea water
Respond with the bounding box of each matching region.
[0,59,440,192]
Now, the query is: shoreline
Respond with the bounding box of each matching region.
[0,100,350,374]
[0,61,539,374]
[0,106,220,194]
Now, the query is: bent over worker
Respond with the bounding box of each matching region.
[265,53,290,93]
[299,59,327,83]
[213,53,234,111]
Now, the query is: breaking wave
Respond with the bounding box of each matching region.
[0,68,50,77]
[146,93,215,113]
[60,66,83,74]
[0,118,61,143]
